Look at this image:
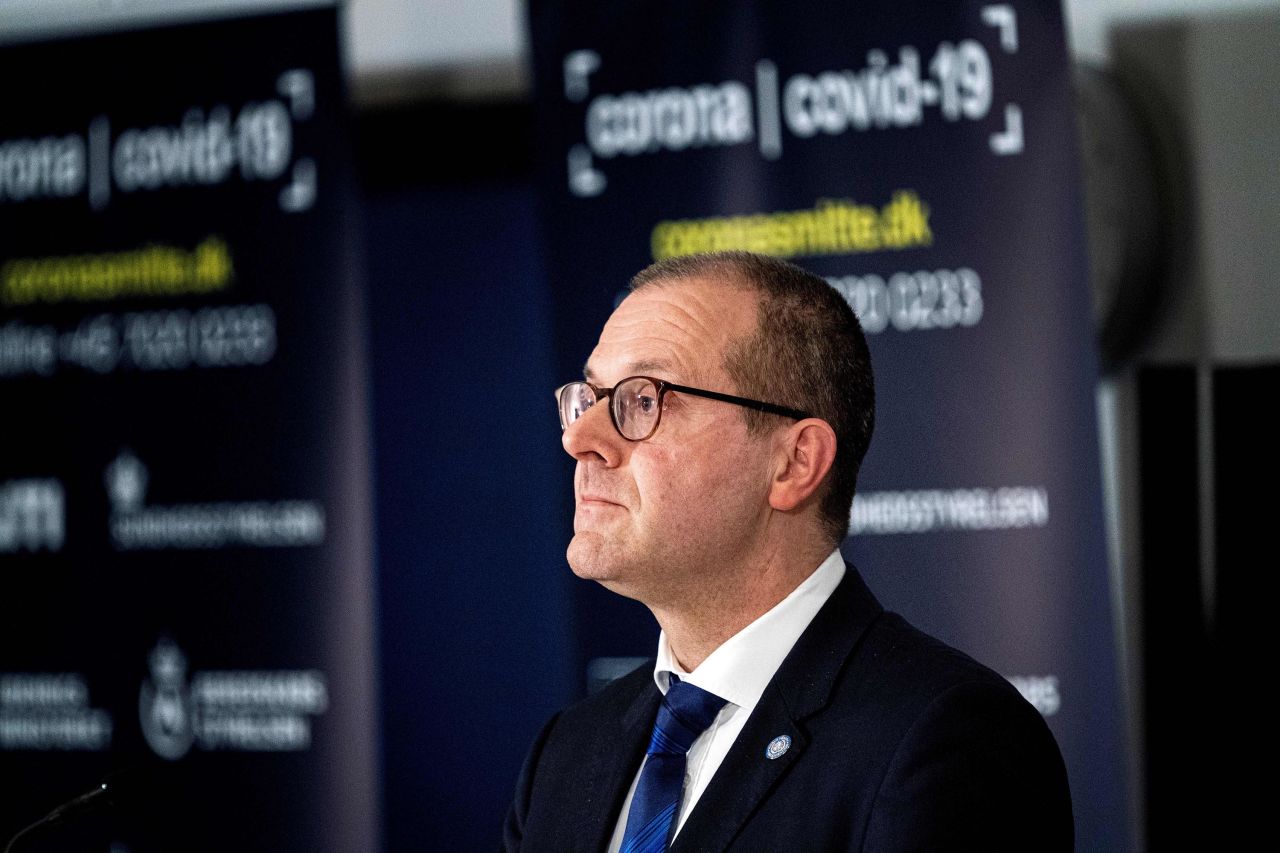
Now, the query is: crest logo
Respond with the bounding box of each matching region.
[139,639,194,760]
[765,734,792,760]
[105,450,148,512]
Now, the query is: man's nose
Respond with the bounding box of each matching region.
[562,398,625,466]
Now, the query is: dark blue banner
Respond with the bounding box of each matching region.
[529,0,1127,846]
[0,6,378,850]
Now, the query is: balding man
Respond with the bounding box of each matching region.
[505,251,1072,852]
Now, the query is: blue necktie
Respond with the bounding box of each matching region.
[620,677,728,853]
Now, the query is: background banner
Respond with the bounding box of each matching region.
[0,6,379,850]
[529,0,1127,846]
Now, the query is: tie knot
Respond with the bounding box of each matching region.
[647,680,727,756]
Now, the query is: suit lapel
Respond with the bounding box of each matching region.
[669,564,884,852]
[670,688,809,853]
[575,676,661,853]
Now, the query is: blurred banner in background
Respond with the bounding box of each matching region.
[0,4,379,850]
[529,0,1128,847]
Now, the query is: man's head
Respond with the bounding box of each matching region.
[631,252,875,542]
[559,251,874,607]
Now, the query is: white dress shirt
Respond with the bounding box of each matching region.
[606,549,846,852]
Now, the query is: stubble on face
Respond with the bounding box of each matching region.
[564,278,775,610]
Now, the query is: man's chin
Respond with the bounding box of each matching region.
[566,536,657,605]
[567,532,611,579]
[567,533,634,584]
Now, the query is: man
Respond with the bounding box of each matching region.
[505,252,1072,851]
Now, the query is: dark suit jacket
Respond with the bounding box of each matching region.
[504,564,1073,851]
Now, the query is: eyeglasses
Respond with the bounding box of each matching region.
[555,375,810,441]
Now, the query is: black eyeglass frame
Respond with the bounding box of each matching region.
[555,374,812,442]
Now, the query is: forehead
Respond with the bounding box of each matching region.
[585,277,758,385]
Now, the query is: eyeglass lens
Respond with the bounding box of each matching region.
[613,377,660,439]
[558,377,663,440]
[558,382,595,430]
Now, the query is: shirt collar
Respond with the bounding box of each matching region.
[653,549,845,713]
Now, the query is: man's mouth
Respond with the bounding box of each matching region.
[579,494,624,507]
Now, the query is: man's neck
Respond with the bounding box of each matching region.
[650,540,834,671]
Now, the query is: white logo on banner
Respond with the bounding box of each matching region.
[0,478,65,553]
[139,639,196,760]
[138,639,329,760]
[105,450,324,550]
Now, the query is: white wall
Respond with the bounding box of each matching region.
[1065,0,1280,61]
[347,0,526,72]
[6,1,1278,77]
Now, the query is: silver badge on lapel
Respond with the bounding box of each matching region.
[765,734,792,760]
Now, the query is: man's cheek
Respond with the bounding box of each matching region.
[653,480,706,537]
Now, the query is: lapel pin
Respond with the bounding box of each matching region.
[765,734,791,760]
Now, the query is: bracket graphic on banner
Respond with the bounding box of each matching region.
[560,4,1028,200]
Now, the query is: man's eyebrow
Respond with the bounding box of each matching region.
[583,359,675,382]
[629,358,672,375]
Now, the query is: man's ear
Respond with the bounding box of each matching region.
[768,419,837,511]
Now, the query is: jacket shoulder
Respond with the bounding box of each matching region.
[849,613,1074,850]
[855,610,1023,702]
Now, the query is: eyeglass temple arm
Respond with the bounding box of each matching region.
[662,382,810,420]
